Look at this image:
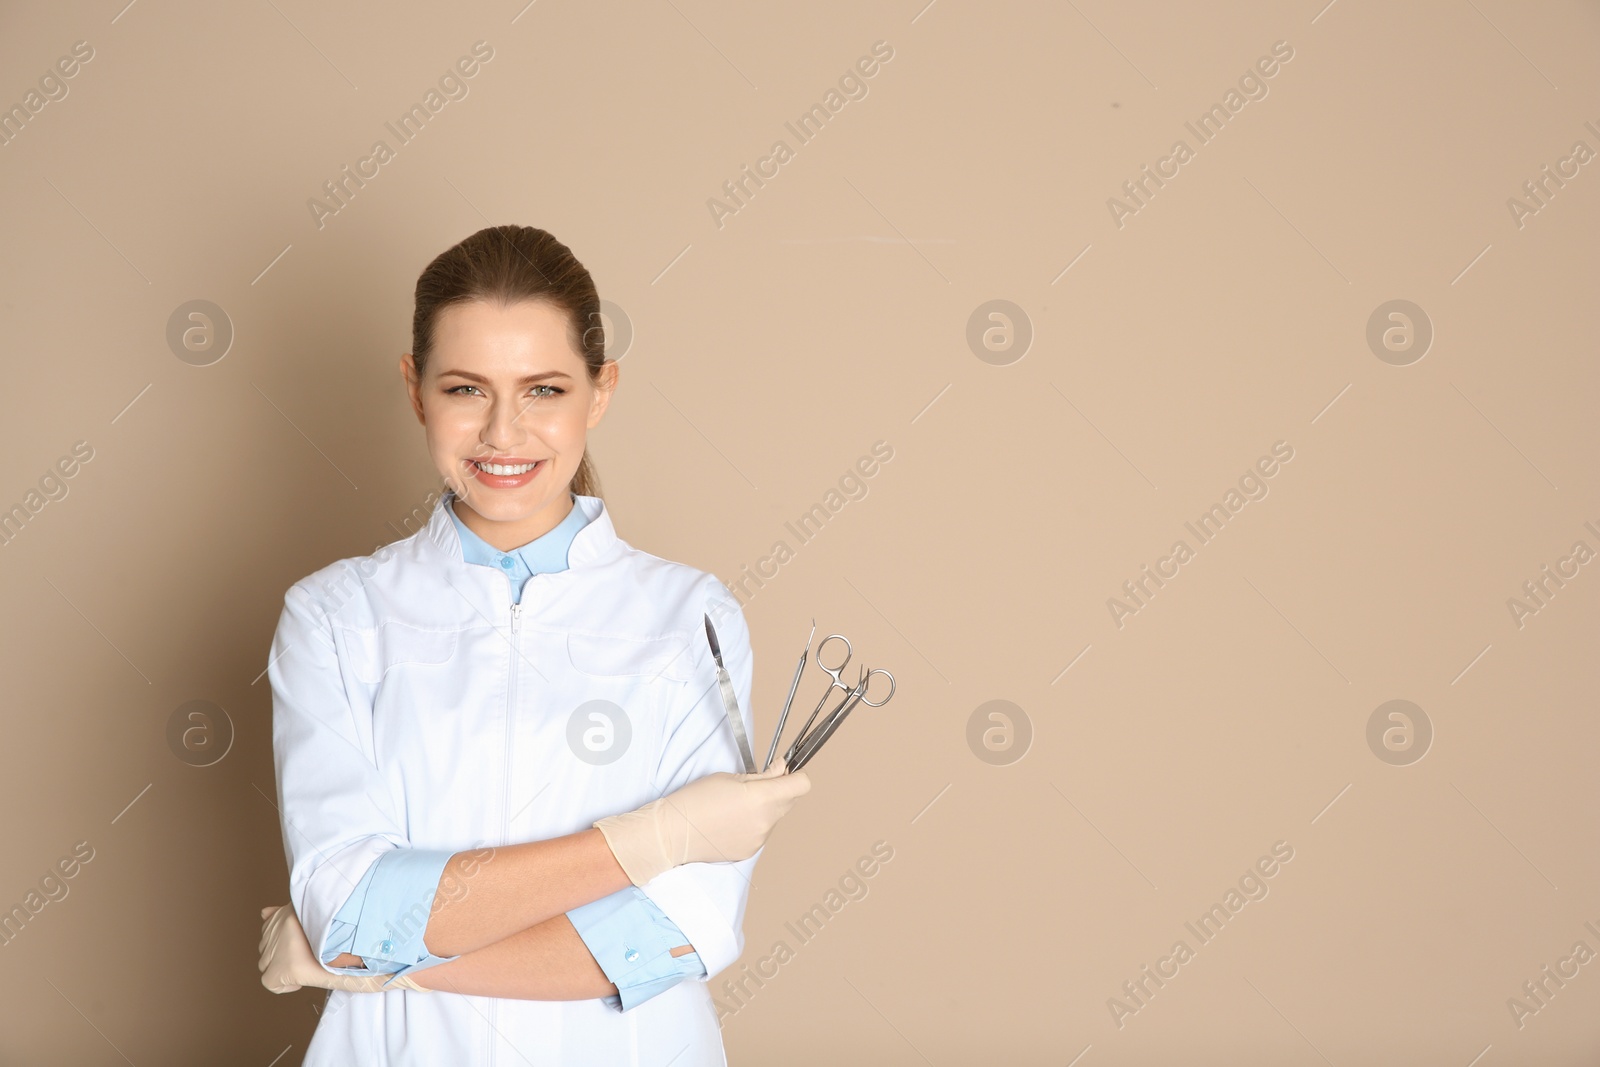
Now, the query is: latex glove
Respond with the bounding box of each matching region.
[259,904,430,994]
[593,756,811,887]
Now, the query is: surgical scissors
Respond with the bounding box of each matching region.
[779,634,895,770]
[788,662,894,772]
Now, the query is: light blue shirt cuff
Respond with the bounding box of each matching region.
[322,848,460,983]
[322,860,376,967]
[567,886,707,1011]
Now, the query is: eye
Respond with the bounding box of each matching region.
[443,383,565,399]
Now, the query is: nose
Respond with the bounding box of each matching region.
[480,391,527,450]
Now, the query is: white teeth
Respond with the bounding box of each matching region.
[475,461,539,475]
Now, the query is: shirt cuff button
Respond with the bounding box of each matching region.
[379,939,395,954]
[625,948,640,962]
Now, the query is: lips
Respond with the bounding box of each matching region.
[473,459,540,475]
[467,457,546,487]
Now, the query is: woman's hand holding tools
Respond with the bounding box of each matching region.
[593,758,811,887]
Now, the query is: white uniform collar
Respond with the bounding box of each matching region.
[423,488,620,570]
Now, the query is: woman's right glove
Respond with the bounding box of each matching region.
[594,757,811,886]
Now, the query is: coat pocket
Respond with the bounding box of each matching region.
[341,622,463,686]
[563,631,701,774]
[565,631,700,684]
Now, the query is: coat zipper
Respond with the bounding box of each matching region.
[505,602,522,841]
[504,602,521,848]
[488,598,521,1065]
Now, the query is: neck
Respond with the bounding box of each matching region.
[451,492,575,552]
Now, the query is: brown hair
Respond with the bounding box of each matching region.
[411,224,607,497]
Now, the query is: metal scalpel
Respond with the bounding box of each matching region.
[703,614,757,773]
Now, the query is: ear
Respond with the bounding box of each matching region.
[586,360,620,429]
[400,353,426,424]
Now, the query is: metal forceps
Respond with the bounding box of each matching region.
[775,633,895,773]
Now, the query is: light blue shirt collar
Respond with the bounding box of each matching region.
[446,493,591,597]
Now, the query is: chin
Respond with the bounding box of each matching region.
[458,481,565,520]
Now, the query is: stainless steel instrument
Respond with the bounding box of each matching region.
[762,620,815,772]
[703,614,757,773]
[768,631,895,773]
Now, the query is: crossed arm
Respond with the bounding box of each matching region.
[333,916,696,1000]
[323,827,695,1000]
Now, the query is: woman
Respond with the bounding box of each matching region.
[257,225,811,1065]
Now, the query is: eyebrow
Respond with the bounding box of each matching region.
[437,369,573,384]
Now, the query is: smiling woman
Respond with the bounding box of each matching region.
[403,295,618,551]
[259,224,811,1066]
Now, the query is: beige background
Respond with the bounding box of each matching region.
[1,0,1597,1063]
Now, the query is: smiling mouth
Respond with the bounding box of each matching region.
[472,459,542,475]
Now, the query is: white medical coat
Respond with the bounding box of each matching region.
[269,491,755,1066]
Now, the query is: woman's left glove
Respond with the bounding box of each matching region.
[259,904,431,994]
[594,757,811,887]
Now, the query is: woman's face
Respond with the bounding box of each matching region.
[402,297,617,544]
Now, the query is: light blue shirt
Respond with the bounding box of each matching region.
[322,493,706,1010]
